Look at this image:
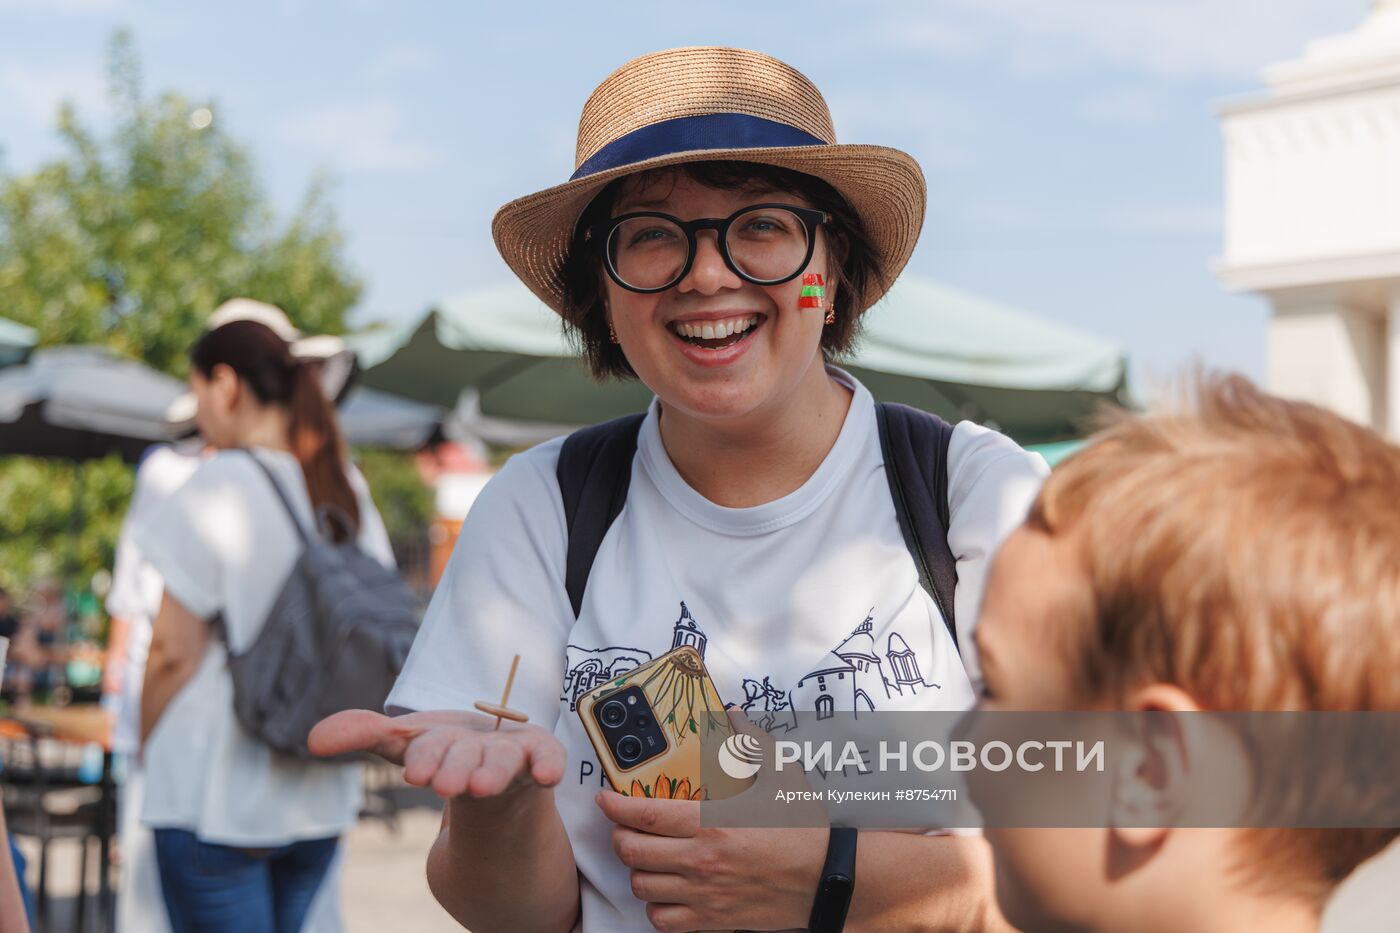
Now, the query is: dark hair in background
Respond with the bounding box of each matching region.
[190,320,361,543]
[559,160,886,380]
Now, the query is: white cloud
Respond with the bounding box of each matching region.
[1103,203,1222,234]
[1079,87,1165,124]
[825,85,973,168]
[965,199,1043,232]
[0,61,107,124]
[277,97,445,173]
[960,201,1222,236]
[368,42,440,81]
[908,0,1373,82]
[874,18,985,58]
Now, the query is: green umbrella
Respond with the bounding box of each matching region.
[355,275,1130,445]
[841,276,1130,443]
[352,282,650,426]
[0,316,37,368]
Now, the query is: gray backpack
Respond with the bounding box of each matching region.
[219,452,420,760]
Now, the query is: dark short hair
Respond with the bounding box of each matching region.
[559,160,886,380]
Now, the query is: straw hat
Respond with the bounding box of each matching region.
[493,46,927,316]
[165,298,358,426]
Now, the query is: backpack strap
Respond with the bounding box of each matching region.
[556,413,647,618]
[875,402,960,653]
[210,451,309,644]
[239,449,309,545]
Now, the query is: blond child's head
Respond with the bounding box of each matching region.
[975,374,1400,933]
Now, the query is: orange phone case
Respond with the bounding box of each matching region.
[576,645,751,800]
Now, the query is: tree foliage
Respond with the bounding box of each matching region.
[0,456,133,595]
[0,33,361,372]
[0,33,429,596]
[352,447,436,555]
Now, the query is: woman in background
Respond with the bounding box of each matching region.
[133,309,393,933]
[105,299,370,933]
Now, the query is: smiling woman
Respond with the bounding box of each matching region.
[311,45,1047,933]
[560,160,882,380]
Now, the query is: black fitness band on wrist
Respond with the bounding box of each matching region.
[808,826,857,933]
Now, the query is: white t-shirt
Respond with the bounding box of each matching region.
[387,367,1048,932]
[133,447,395,846]
[106,444,204,755]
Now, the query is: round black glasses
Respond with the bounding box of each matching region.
[584,203,830,294]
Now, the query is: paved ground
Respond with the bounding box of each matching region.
[15,803,1399,931]
[341,807,461,933]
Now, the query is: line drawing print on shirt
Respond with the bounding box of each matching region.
[669,601,707,658]
[560,644,654,711]
[793,610,942,719]
[743,609,943,729]
[559,602,711,712]
[562,602,940,730]
[740,675,795,733]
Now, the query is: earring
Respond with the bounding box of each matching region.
[825,304,836,326]
[608,321,619,344]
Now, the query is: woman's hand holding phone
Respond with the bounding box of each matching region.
[309,709,567,798]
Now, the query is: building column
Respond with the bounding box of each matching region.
[1267,288,1386,432]
[1388,290,1400,441]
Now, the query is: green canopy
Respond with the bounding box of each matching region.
[355,275,1130,444]
[840,276,1129,443]
[352,281,650,428]
[0,317,37,368]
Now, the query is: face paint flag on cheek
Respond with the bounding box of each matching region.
[799,272,825,309]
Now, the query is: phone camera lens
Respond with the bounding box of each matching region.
[599,700,627,728]
[634,714,650,728]
[616,735,643,763]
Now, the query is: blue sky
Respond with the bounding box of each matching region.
[0,0,1377,387]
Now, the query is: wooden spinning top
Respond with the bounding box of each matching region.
[474,653,530,730]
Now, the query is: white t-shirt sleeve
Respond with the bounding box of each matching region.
[385,440,573,730]
[945,422,1050,690]
[131,456,263,621]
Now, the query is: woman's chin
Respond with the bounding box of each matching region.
[655,383,775,424]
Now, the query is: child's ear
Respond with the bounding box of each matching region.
[1109,685,1200,848]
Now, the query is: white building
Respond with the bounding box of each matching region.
[1218,1,1400,435]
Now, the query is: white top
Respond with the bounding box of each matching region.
[133,447,395,846]
[105,445,204,755]
[387,367,1049,932]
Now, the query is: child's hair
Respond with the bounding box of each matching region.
[1027,372,1399,902]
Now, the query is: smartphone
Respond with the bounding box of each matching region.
[576,645,753,800]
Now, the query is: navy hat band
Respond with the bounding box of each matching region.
[570,112,828,182]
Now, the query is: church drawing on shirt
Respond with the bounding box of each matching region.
[560,602,708,711]
[560,602,937,725]
[743,610,941,732]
